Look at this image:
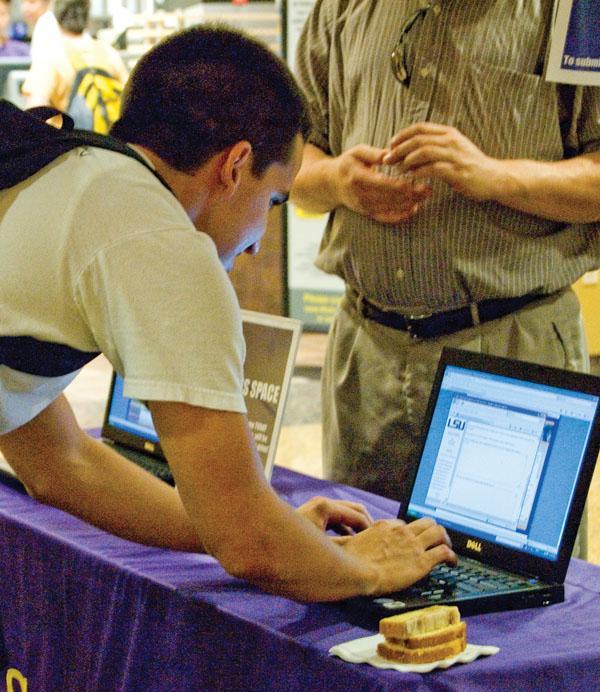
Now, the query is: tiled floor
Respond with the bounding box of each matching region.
[63,333,600,566]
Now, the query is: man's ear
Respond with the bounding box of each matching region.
[219,141,252,195]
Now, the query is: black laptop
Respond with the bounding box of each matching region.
[100,310,302,486]
[100,372,176,484]
[346,347,600,625]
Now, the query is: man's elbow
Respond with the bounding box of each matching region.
[14,453,86,508]
[18,467,66,506]
[212,539,286,586]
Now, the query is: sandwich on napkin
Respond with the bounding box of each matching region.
[377,605,467,664]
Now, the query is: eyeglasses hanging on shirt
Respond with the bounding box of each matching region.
[390,4,432,87]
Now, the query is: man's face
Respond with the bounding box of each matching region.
[20,0,48,26]
[203,134,303,272]
[0,2,10,36]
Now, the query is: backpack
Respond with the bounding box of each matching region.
[65,43,124,134]
[0,99,173,376]
[0,99,172,198]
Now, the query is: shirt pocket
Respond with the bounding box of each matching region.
[449,61,565,161]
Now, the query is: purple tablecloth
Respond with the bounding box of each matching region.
[1,466,599,691]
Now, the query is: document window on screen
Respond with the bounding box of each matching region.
[425,396,552,534]
[409,364,599,558]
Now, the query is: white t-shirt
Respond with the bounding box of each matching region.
[28,9,60,63]
[0,146,246,433]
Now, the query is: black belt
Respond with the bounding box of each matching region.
[360,293,549,340]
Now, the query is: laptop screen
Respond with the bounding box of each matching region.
[406,359,599,562]
[106,374,158,444]
[101,310,302,479]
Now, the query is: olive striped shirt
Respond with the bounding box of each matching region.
[295,0,600,313]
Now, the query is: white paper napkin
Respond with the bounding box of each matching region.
[329,634,500,673]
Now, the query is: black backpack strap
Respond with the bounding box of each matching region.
[0,99,173,194]
[0,100,174,377]
[26,105,75,131]
[0,336,101,377]
[62,129,174,194]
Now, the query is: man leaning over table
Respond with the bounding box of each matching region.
[290,0,600,556]
[0,25,455,602]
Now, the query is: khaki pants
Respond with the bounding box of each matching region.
[322,287,589,559]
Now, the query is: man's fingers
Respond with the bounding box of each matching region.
[330,523,356,536]
[407,517,453,550]
[327,501,373,531]
[359,176,433,224]
[336,499,373,513]
[367,171,421,194]
[402,145,458,172]
[338,518,458,594]
[372,205,419,225]
[388,122,452,148]
[406,516,438,534]
[423,542,457,570]
[351,144,389,165]
[339,146,434,222]
[420,523,453,551]
[297,496,374,532]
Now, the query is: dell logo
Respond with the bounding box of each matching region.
[466,539,482,553]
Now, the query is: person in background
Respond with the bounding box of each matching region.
[0,0,29,56]
[19,0,58,59]
[290,0,600,556]
[22,0,127,113]
[0,26,455,602]
[106,0,134,49]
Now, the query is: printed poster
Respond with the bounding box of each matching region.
[545,0,600,85]
[285,0,344,330]
[241,310,302,479]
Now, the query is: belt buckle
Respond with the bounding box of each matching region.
[405,312,433,340]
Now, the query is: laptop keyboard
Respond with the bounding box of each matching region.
[374,556,539,610]
[114,443,175,486]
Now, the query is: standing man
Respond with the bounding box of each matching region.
[22,0,128,128]
[0,26,455,601]
[0,0,29,56]
[291,0,600,555]
[19,0,59,59]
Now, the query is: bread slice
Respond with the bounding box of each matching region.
[377,631,466,664]
[387,621,466,649]
[377,606,467,664]
[379,605,460,639]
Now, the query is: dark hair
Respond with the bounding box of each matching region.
[54,0,89,34]
[111,25,310,176]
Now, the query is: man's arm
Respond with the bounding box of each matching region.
[22,57,56,109]
[149,399,455,602]
[0,395,371,548]
[0,395,455,601]
[385,123,600,223]
[290,142,432,224]
[0,394,203,550]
